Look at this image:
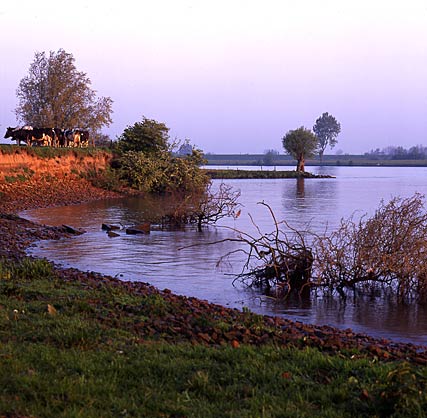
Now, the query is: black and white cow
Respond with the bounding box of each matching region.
[75,129,90,147]
[4,126,90,147]
[4,126,33,146]
[63,129,90,147]
[64,129,75,147]
[52,128,65,147]
[29,128,55,146]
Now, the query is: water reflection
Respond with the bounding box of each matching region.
[280,178,340,232]
[296,177,305,198]
[24,167,427,345]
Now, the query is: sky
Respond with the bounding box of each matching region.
[1,0,426,154]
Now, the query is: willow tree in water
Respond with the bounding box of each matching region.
[282,127,318,172]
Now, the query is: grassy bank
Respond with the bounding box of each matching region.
[204,169,333,179]
[0,144,112,159]
[1,258,426,417]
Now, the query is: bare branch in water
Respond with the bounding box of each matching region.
[184,194,427,303]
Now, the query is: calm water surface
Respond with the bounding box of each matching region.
[24,166,427,345]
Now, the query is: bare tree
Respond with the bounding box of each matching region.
[217,202,314,296]
[161,183,241,231]
[314,194,427,300]
[216,194,427,302]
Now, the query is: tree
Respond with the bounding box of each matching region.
[219,194,427,301]
[93,133,113,148]
[313,112,341,161]
[116,117,208,194]
[262,149,279,166]
[282,127,318,172]
[117,116,170,154]
[314,194,427,300]
[15,49,113,134]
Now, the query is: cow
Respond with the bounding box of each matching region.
[5,126,90,147]
[29,128,55,146]
[75,129,90,147]
[64,129,74,147]
[4,126,32,146]
[53,128,65,147]
[63,128,90,147]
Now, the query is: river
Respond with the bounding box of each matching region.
[24,165,427,345]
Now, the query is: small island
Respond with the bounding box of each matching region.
[204,168,335,179]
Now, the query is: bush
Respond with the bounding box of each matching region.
[314,194,427,299]
[118,150,209,194]
[225,194,427,301]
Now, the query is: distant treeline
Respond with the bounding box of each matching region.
[204,153,427,167]
[364,145,427,160]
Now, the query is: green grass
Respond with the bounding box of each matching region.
[0,144,113,159]
[1,258,426,417]
[204,169,329,179]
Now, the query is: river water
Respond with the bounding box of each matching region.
[24,166,427,345]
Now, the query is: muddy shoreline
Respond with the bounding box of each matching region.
[1,176,426,364]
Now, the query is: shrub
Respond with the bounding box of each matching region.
[314,194,427,300]
[224,194,427,301]
[118,150,209,194]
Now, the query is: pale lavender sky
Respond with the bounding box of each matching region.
[1,0,426,154]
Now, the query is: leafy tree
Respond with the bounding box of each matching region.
[15,49,113,133]
[116,117,208,194]
[282,127,318,172]
[313,112,341,160]
[117,116,170,154]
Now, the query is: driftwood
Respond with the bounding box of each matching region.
[209,201,315,297]
[160,183,241,231]
[215,194,427,302]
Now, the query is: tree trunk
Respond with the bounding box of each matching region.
[296,154,305,172]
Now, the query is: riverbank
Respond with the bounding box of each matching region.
[204,169,334,179]
[1,165,427,416]
[2,192,425,361]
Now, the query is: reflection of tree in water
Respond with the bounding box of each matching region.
[296,177,305,198]
[281,178,339,233]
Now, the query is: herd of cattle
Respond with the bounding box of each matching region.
[4,126,91,147]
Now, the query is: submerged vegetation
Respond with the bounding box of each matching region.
[221,194,427,302]
[159,183,242,231]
